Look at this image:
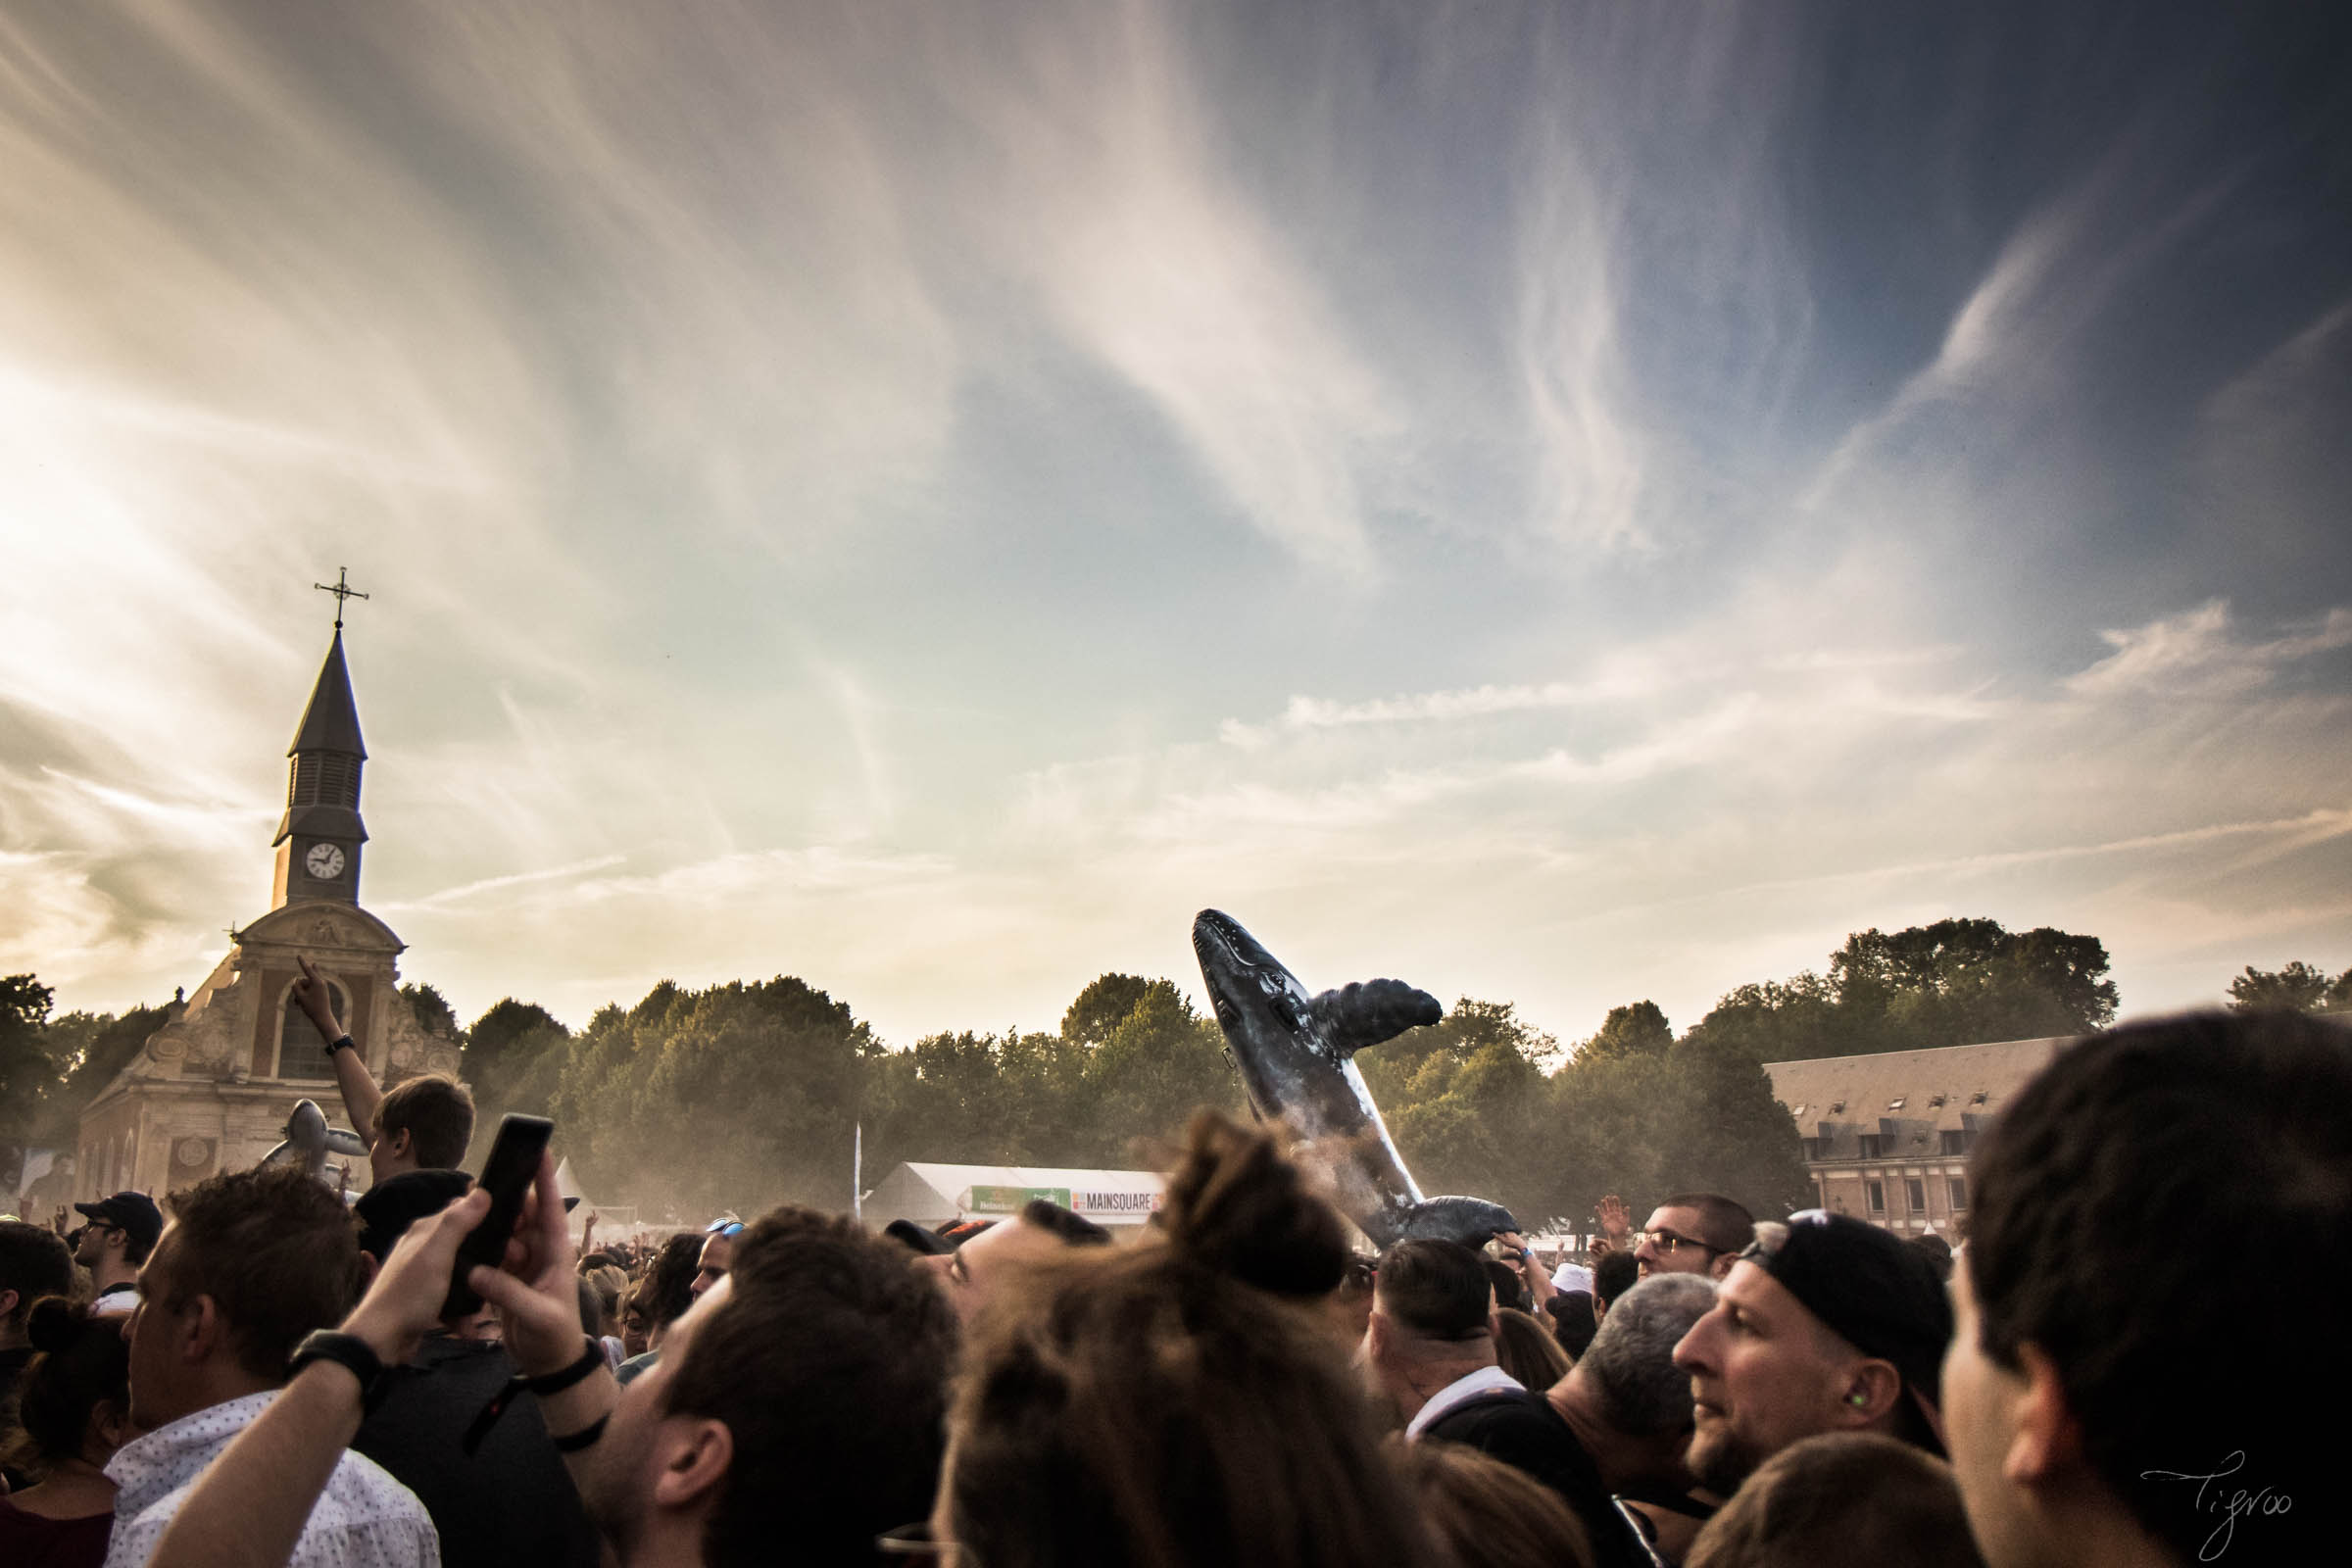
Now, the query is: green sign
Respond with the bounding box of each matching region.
[966,1185,1071,1214]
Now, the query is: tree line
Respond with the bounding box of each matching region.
[6,920,2341,1230]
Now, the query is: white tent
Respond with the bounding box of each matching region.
[864,1162,1164,1228]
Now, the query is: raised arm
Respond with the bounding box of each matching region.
[294,955,382,1144]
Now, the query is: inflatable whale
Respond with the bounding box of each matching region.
[260,1098,371,1181]
[1192,908,1518,1250]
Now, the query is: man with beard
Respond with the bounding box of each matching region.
[1670,1209,1950,1500]
[134,1154,957,1568]
[1631,1195,1752,1283]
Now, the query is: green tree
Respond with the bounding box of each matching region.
[552,978,876,1218]
[1575,1002,1674,1064]
[865,1030,1021,1168]
[43,1004,169,1131]
[0,974,58,1152]
[1686,918,2117,1061]
[460,999,573,1168]
[400,982,463,1042]
[1082,981,1242,1166]
[2227,961,2351,1012]
[1059,974,1156,1049]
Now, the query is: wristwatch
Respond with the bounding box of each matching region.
[327,1034,358,1055]
[288,1329,392,1412]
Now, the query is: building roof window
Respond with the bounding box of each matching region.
[1928,1093,1946,1107]
[1971,1091,1989,1104]
[1829,1100,1845,1113]
[1887,1097,1906,1110]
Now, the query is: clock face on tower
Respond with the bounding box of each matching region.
[305,843,347,880]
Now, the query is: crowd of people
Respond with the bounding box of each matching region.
[0,977,2342,1568]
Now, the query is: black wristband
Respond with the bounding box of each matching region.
[464,1339,605,1455]
[551,1414,610,1453]
[524,1337,605,1396]
[289,1330,390,1413]
[328,1034,357,1055]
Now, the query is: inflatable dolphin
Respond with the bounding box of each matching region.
[261,1099,370,1181]
[1192,908,1519,1250]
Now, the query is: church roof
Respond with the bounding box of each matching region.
[289,631,368,759]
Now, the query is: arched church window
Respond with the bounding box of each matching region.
[277,980,350,1081]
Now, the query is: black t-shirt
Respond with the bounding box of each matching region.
[1420,1391,1651,1568]
[351,1336,601,1568]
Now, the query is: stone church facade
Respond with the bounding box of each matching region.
[74,622,463,1199]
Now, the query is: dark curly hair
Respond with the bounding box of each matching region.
[640,1232,704,1334]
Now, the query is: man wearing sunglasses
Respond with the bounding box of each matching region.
[1630,1194,1753,1282]
[74,1190,163,1317]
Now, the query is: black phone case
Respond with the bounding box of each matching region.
[442,1113,554,1319]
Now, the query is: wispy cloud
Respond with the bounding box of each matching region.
[2066,601,2352,699]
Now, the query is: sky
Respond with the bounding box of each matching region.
[3,1,2348,1052]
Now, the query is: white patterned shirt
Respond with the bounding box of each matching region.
[104,1390,440,1568]
[1404,1364,1526,1441]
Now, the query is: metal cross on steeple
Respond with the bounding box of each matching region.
[314,566,369,631]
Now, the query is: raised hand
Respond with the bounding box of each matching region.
[1596,1193,1631,1240]
[292,956,343,1039]
[1497,1229,1554,1304]
[467,1152,590,1379]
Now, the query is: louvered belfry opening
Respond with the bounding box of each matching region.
[288,752,363,808]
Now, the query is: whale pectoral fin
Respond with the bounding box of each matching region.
[260,1141,293,1166]
[324,1130,370,1157]
[1307,979,1444,1057]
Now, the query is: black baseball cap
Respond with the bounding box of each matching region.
[883,1219,955,1256]
[74,1192,163,1254]
[1740,1210,1954,1406]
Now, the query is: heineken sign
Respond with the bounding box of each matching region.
[966,1185,1071,1213]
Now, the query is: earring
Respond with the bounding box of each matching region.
[1847,1392,1869,1406]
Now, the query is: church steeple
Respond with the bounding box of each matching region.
[271,574,371,908]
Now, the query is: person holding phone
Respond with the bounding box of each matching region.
[137,1147,958,1568]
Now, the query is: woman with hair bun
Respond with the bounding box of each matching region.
[928,1110,1448,1568]
[0,1296,132,1567]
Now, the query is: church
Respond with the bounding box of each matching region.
[74,601,464,1199]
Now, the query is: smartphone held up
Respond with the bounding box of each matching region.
[442,1113,554,1319]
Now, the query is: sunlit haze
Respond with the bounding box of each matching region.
[4,3,2348,1047]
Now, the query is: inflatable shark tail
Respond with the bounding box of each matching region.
[1365,1195,1521,1251]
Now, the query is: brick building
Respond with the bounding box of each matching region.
[1762,1034,2071,1238]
